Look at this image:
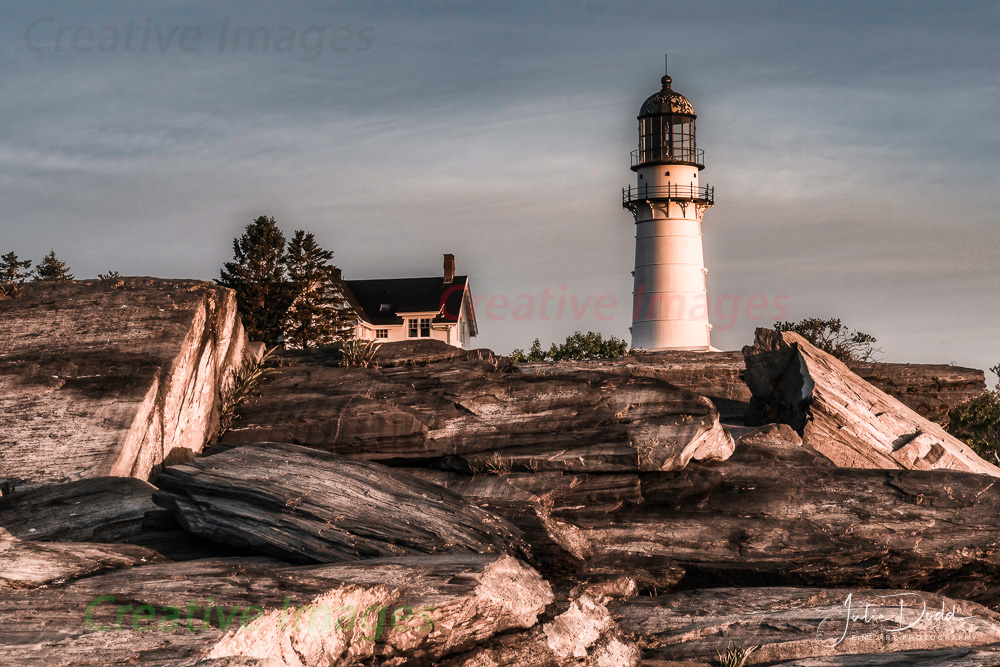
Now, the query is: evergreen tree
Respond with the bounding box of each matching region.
[1,252,32,284]
[0,252,33,299]
[216,216,292,345]
[34,250,73,281]
[283,230,355,349]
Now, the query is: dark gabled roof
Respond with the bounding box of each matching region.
[343,276,470,326]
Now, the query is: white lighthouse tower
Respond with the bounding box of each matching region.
[623,70,715,351]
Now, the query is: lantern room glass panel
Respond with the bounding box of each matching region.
[638,115,696,164]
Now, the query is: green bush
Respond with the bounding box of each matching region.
[510,331,631,363]
[948,364,1000,460]
[774,317,881,362]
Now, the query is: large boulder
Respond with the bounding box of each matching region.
[743,328,1000,476]
[0,554,551,667]
[208,554,553,667]
[153,443,530,564]
[517,350,750,424]
[0,278,247,486]
[221,351,734,473]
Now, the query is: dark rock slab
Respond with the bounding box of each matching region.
[0,528,165,589]
[0,477,158,542]
[373,338,498,367]
[153,443,530,564]
[222,352,734,473]
[518,350,750,424]
[771,647,1000,666]
[423,471,684,593]
[851,361,987,427]
[0,475,276,562]
[0,278,247,486]
[433,441,1000,607]
[618,587,1000,664]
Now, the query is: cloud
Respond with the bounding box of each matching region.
[0,0,997,375]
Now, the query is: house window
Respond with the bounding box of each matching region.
[408,319,419,337]
[375,329,389,339]
[379,303,391,313]
[420,318,431,338]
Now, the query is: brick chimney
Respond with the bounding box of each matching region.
[443,253,455,284]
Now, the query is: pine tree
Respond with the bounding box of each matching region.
[1,252,32,283]
[34,250,73,281]
[0,252,33,299]
[216,216,292,345]
[283,230,355,349]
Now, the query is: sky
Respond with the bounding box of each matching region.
[1,1,998,377]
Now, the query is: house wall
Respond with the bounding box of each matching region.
[356,310,468,349]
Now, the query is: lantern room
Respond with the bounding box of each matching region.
[631,75,704,170]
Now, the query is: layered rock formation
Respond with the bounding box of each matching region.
[744,328,1000,476]
[221,348,735,473]
[851,360,987,426]
[518,350,750,423]
[519,348,985,427]
[618,587,1000,663]
[0,554,558,667]
[153,443,530,563]
[432,430,1000,607]
[7,283,1000,666]
[0,278,247,486]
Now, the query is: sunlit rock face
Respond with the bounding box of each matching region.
[744,328,1000,476]
[0,278,247,486]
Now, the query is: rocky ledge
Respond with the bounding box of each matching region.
[0,279,247,487]
[4,282,1000,666]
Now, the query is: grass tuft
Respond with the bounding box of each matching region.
[716,644,758,667]
[217,347,277,438]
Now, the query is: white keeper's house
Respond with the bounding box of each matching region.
[342,254,478,349]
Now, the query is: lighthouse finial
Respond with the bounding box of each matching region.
[662,54,671,89]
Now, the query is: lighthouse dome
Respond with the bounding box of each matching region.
[639,75,694,116]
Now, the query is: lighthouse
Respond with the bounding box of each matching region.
[623,70,715,351]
